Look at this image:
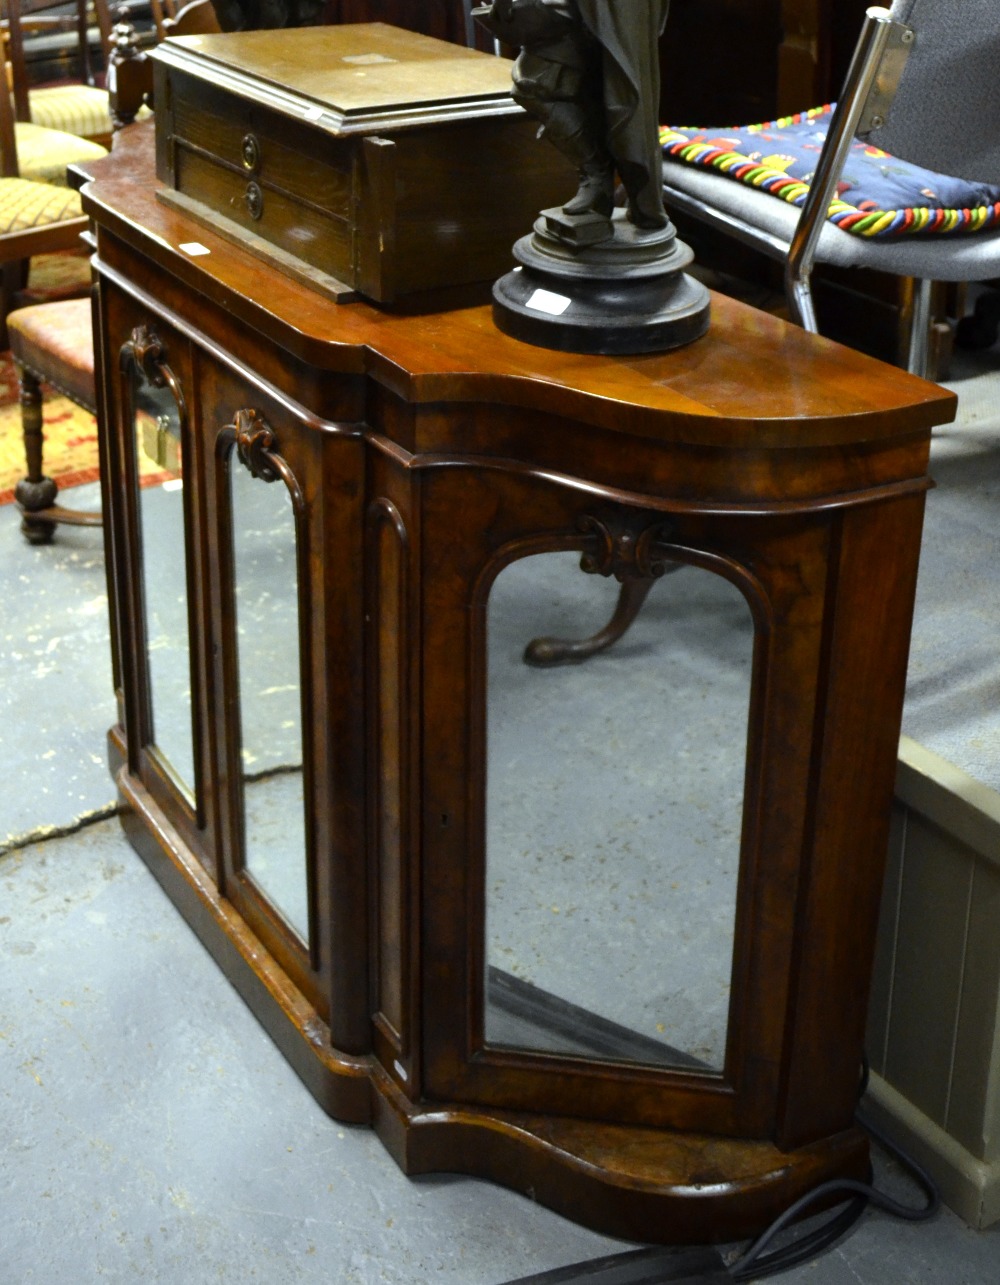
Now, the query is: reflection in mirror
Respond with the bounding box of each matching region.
[134,377,196,801]
[485,550,753,1073]
[229,455,308,944]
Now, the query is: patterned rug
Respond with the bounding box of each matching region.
[0,251,98,506]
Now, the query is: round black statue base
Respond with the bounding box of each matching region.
[492,209,711,356]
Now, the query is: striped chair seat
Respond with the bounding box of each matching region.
[27,84,113,142]
[14,122,107,187]
[0,177,83,234]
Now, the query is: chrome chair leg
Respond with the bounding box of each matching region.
[906,277,933,378]
[786,268,820,333]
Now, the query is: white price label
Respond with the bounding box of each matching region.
[526,287,571,316]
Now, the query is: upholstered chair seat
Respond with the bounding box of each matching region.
[0,177,84,235]
[9,295,96,409]
[25,84,115,146]
[13,122,107,187]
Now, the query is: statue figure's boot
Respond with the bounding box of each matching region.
[527,98,616,221]
[562,160,616,218]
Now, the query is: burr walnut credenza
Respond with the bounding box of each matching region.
[79,122,956,1244]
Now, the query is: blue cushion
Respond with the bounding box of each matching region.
[660,105,1000,238]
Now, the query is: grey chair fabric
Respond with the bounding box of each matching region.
[871,0,1000,185]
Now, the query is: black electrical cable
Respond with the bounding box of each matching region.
[728,1103,941,1281]
[729,1190,869,1281]
[497,1061,942,1284]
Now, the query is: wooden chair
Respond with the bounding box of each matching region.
[6,9,164,544]
[3,0,112,86]
[3,112,107,185]
[0,41,89,349]
[2,31,109,185]
[0,8,100,542]
[5,0,116,147]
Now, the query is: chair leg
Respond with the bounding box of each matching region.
[13,365,58,545]
[785,265,820,333]
[904,278,933,378]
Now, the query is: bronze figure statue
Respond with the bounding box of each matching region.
[476,0,671,233]
[477,0,709,355]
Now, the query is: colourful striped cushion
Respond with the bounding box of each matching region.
[28,85,113,141]
[661,105,1000,238]
[0,178,83,234]
[14,123,107,187]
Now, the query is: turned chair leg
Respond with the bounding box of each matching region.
[13,365,59,545]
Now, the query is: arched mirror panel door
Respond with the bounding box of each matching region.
[120,325,199,809]
[483,529,756,1077]
[218,408,314,954]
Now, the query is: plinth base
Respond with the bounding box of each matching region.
[493,209,711,355]
[113,725,873,1245]
[372,1066,872,1245]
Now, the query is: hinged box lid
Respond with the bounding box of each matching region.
[152,23,523,136]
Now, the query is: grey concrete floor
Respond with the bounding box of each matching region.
[4,815,998,1284]
[901,349,1000,790]
[3,341,1000,1281]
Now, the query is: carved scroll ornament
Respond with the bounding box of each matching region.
[578,511,676,582]
[229,407,282,483]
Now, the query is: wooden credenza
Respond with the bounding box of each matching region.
[82,122,954,1243]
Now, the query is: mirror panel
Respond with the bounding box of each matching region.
[134,373,196,802]
[229,449,309,944]
[484,550,753,1073]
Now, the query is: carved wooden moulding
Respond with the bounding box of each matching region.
[151,23,574,304]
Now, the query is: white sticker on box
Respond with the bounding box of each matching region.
[179,242,211,257]
[526,287,571,316]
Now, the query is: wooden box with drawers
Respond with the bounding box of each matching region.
[151,23,574,304]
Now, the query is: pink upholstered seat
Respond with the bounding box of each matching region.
[8,296,95,411]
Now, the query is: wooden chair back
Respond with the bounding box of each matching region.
[162,0,222,38]
[148,0,179,40]
[5,0,113,122]
[0,31,20,177]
